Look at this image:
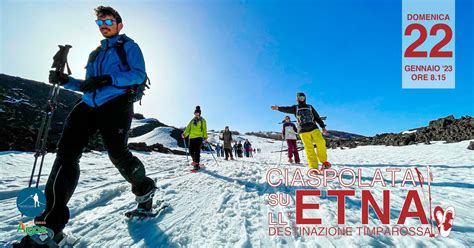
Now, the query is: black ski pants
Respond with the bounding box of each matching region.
[189,137,203,164]
[224,148,233,160]
[36,94,155,234]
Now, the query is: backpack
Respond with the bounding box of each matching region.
[87,36,150,104]
[284,124,297,140]
[295,105,315,127]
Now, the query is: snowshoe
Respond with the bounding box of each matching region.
[322,161,332,170]
[191,165,201,172]
[125,200,170,219]
[54,232,81,247]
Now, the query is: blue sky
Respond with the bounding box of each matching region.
[1,0,472,136]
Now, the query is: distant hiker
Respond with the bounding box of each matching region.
[220,126,234,160]
[215,143,222,157]
[244,139,252,158]
[233,142,238,157]
[282,116,300,164]
[16,6,156,247]
[182,106,208,170]
[237,141,244,158]
[271,92,331,170]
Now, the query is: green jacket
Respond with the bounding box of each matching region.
[184,117,208,139]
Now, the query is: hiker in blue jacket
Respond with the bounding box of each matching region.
[215,143,222,157]
[15,6,155,247]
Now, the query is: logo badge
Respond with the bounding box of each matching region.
[434,206,455,237]
[17,221,48,236]
[16,188,46,217]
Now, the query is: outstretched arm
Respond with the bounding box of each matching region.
[271,105,296,115]
[182,120,192,138]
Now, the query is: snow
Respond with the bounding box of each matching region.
[0,137,473,247]
[2,96,35,107]
[128,127,177,148]
[402,130,417,134]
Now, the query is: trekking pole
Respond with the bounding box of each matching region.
[207,143,220,167]
[278,139,284,167]
[183,136,189,165]
[300,140,305,161]
[29,44,72,189]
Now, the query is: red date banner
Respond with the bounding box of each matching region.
[402,0,455,89]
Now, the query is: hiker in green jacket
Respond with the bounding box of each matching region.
[182,106,208,170]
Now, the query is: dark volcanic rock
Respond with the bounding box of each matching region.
[0,74,99,151]
[468,141,474,150]
[128,142,186,155]
[359,115,473,147]
[133,113,145,120]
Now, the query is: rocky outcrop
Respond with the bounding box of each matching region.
[0,74,99,151]
[128,142,186,155]
[365,115,473,146]
[468,141,474,150]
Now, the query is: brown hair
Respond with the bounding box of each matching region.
[94,6,122,23]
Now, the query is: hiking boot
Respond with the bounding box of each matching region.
[136,187,156,211]
[138,198,153,211]
[288,158,294,163]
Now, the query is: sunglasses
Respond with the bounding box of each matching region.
[95,19,116,27]
[298,96,306,101]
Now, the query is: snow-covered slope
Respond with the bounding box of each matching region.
[129,127,178,148]
[0,136,472,247]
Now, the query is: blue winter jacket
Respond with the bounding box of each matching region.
[64,34,146,107]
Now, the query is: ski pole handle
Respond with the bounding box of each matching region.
[51,44,72,76]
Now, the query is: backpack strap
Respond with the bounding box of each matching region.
[295,105,300,124]
[114,37,130,69]
[87,46,101,65]
[308,104,315,122]
[87,36,129,68]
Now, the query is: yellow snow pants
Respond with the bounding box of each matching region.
[299,129,327,169]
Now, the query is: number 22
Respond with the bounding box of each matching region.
[404,23,453,58]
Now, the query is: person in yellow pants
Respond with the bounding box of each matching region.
[299,129,327,169]
[271,92,331,170]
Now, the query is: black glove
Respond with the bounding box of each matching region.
[49,70,69,85]
[80,75,112,93]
